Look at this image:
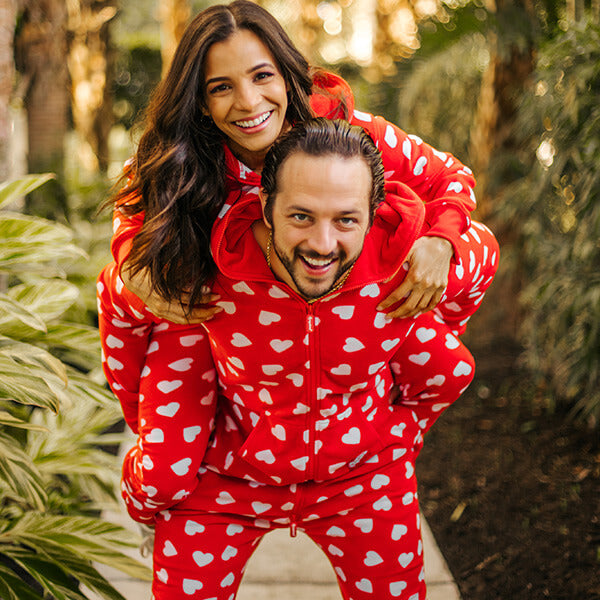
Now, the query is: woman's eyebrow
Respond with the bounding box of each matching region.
[206,63,275,86]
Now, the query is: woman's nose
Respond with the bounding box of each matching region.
[234,81,261,111]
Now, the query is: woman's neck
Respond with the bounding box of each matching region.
[227,141,267,174]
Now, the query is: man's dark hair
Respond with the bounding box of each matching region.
[261,118,385,226]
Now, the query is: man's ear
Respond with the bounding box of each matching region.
[258,188,272,228]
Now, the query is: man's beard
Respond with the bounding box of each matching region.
[273,243,358,300]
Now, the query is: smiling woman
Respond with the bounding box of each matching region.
[203,29,290,171]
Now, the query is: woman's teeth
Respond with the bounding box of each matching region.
[235,112,271,128]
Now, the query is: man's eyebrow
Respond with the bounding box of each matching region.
[206,62,275,86]
[286,205,362,216]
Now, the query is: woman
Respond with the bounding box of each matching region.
[110,0,495,328]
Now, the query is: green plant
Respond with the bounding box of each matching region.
[498,21,600,425]
[0,175,151,599]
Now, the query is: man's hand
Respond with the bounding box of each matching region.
[120,265,222,324]
[376,236,453,319]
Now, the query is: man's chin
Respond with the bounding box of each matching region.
[298,281,335,300]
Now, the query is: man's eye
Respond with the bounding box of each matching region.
[339,218,357,226]
[292,214,310,222]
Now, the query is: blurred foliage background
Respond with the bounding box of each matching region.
[0,0,598,595]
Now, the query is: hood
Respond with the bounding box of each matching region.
[211,181,425,292]
[310,69,355,120]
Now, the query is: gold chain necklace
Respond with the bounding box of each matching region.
[266,229,353,303]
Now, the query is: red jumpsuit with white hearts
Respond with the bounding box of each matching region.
[98,180,498,599]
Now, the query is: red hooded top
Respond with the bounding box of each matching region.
[99,182,447,490]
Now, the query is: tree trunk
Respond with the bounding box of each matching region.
[67,0,117,173]
[0,0,17,182]
[468,0,536,340]
[158,0,190,76]
[469,0,536,218]
[15,0,69,219]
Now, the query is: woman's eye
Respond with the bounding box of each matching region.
[208,83,230,95]
[255,71,274,82]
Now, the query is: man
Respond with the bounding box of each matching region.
[98,118,492,600]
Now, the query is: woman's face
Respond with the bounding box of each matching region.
[203,29,289,171]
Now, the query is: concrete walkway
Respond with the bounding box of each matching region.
[91,501,461,600]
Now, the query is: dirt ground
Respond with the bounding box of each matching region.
[416,333,600,600]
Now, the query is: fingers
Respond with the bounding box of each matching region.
[379,284,444,320]
[146,297,223,324]
[376,280,411,311]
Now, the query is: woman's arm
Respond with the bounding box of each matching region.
[120,322,217,523]
[353,112,477,318]
[111,206,222,324]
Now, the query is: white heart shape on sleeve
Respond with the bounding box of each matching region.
[183,426,202,442]
[106,335,124,349]
[157,380,183,394]
[171,457,192,475]
[145,428,164,443]
[184,520,205,535]
[156,402,180,417]
[231,332,252,347]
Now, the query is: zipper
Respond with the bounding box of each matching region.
[305,304,318,480]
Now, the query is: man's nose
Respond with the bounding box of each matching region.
[307,223,337,256]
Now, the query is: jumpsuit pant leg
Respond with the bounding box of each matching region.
[151,446,424,600]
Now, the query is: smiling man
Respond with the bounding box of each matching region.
[98,118,491,600]
[256,124,376,301]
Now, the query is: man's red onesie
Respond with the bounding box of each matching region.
[98,184,484,600]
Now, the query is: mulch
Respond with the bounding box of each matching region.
[416,332,600,600]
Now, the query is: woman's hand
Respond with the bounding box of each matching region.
[120,265,222,324]
[376,236,453,319]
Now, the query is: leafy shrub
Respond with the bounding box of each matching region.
[497,22,600,424]
[0,175,150,599]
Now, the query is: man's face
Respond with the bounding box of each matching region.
[263,152,372,300]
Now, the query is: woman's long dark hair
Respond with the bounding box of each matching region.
[113,1,319,308]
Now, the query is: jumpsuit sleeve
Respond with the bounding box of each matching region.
[120,322,217,523]
[351,112,477,257]
[97,259,156,433]
[96,203,157,432]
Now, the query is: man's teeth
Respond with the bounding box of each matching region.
[236,112,271,128]
[304,256,333,267]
